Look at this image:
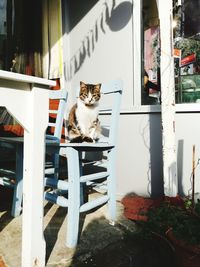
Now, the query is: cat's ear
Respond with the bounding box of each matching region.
[95,83,101,90]
[80,81,86,87]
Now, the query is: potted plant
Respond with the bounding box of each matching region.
[121,194,184,222]
[137,197,200,267]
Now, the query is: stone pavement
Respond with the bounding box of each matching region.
[0,187,138,267]
[0,187,176,267]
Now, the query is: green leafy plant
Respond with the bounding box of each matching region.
[194,199,200,215]
[138,198,200,246]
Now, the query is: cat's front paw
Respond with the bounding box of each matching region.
[70,136,83,143]
[82,136,93,143]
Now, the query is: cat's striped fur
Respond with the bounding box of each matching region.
[67,81,101,143]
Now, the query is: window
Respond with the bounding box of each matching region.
[0,0,43,76]
[142,0,160,106]
[0,0,7,70]
[173,0,200,104]
[141,0,200,106]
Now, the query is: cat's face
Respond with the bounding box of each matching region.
[79,81,101,105]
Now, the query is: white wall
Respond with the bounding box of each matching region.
[63,0,134,112]
[176,113,200,198]
[114,111,200,199]
[114,112,163,199]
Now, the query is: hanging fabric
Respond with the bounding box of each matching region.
[42,0,63,79]
[11,0,43,76]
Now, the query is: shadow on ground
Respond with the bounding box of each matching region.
[0,187,13,231]
[69,215,176,267]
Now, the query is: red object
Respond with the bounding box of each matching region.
[181,54,196,67]
[121,195,184,221]
[121,196,163,221]
[48,78,66,142]
[0,125,24,137]
[174,48,181,58]
[50,78,60,90]
[166,228,200,267]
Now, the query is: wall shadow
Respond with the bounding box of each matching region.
[0,186,14,231]
[63,0,133,81]
[177,139,184,196]
[148,112,164,197]
[44,206,67,263]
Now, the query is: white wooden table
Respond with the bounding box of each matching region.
[0,70,56,267]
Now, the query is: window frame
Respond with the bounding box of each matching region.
[130,0,200,115]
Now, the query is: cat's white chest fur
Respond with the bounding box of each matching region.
[76,98,99,135]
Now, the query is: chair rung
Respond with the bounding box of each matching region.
[0,168,15,176]
[45,192,68,207]
[0,177,15,188]
[45,177,69,191]
[89,182,108,193]
[48,122,56,127]
[49,109,58,114]
[80,171,109,183]
[45,168,55,175]
[80,195,109,213]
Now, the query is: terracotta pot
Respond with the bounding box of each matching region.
[166,228,200,267]
[121,195,184,221]
[121,196,162,221]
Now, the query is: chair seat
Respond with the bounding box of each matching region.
[60,141,114,151]
[0,136,24,144]
[0,136,60,145]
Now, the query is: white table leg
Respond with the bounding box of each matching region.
[22,88,49,267]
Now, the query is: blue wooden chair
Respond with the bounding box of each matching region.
[0,89,68,217]
[45,79,123,248]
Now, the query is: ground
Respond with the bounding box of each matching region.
[0,188,176,267]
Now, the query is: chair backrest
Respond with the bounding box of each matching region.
[99,79,123,144]
[47,89,68,140]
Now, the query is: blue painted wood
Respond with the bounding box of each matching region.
[45,177,69,191]
[45,192,69,207]
[79,195,109,213]
[53,79,123,248]
[12,143,23,217]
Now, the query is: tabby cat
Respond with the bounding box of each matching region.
[67,81,101,143]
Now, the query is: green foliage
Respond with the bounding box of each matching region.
[195,199,200,216]
[138,199,200,246]
[174,37,200,63]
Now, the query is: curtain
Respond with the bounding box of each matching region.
[11,0,43,76]
[42,0,63,79]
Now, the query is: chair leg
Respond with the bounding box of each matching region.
[79,152,86,205]
[66,147,80,248]
[53,148,60,179]
[107,149,116,223]
[12,144,23,217]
